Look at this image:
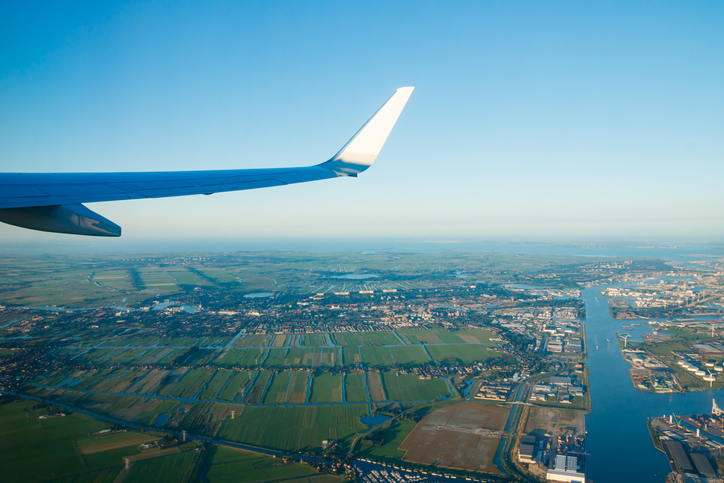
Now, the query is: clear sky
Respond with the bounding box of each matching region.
[1,1,723,247]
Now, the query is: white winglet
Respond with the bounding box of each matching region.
[320,87,414,176]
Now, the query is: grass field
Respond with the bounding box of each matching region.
[334,331,402,346]
[216,371,254,402]
[397,328,496,345]
[300,333,331,346]
[194,267,240,284]
[382,373,451,401]
[263,347,340,367]
[156,368,192,397]
[125,446,197,482]
[76,431,158,454]
[426,344,495,364]
[367,371,387,402]
[133,400,179,426]
[310,372,343,403]
[137,267,180,290]
[233,335,271,348]
[244,370,272,404]
[203,446,321,483]
[263,371,309,404]
[217,405,369,451]
[359,420,418,460]
[344,372,368,403]
[198,370,234,400]
[349,346,430,367]
[227,348,268,367]
[0,400,141,483]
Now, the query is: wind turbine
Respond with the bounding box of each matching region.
[622,334,631,349]
[705,369,717,388]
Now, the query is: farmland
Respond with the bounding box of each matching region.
[263,370,309,404]
[310,372,344,403]
[0,398,341,483]
[398,402,509,474]
[382,373,452,401]
[217,405,369,451]
[344,372,368,403]
[203,446,332,483]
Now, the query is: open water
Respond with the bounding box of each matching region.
[583,284,724,482]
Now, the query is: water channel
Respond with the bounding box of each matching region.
[583,283,724,482]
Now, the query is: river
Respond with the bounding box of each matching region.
[583,284,724,482]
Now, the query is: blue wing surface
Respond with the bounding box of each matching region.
[0,87,414,236]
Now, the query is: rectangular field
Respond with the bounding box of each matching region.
[426,344,495,364]
[263,371,309,404]
[216,405,369,452]
[243,370,272,404]
[382,373,451,401]
[216,370,255,402]
[310,372,343,403]
[232,335,271,348]
[334,331,402,346]
[355,346,430,367]
[398,403,508,474]
[263,348,339,367]
[366,371,387,402]
[344,372,368,403]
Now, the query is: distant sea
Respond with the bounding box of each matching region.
[1,237,722,260]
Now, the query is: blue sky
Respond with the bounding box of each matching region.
[1,1,723,245]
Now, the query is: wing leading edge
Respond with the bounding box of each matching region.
[0,87,414,237]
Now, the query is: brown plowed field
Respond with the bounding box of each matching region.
[398,402,508,474]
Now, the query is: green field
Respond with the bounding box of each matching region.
[203,446,322,483]
[300,333,331,346]
[233,335,271,348]
[397,327,495,345]
[263,371,309,404]
[359,420,418,460]
[0,400,137,483]
[426,344,495,364]
[264,347,340,367]
[198,370,234,400]
[244,370,273,404]
[310,372,343,403]
[334,331,402,346]
[228,348,268,367]
[347,346,430,367]
[344,372,369,403]
[125,448,197,482]
[217,405,369,451]
[216,371,255,402]
[382,373,451,401]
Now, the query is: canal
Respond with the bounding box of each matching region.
[583,283,724,482]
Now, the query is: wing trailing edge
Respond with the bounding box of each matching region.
[0,87,414,236]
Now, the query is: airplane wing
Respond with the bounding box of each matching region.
[0,87,414,237]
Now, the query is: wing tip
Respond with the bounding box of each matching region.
[319,87,414,176]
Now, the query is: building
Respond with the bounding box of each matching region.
[664,440,693,473]
[690,453,717,478]
[549,376,572,386]
[546,455,585,483]
[518,443,536,464]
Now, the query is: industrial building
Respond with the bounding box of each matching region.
[546,455,585,483]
